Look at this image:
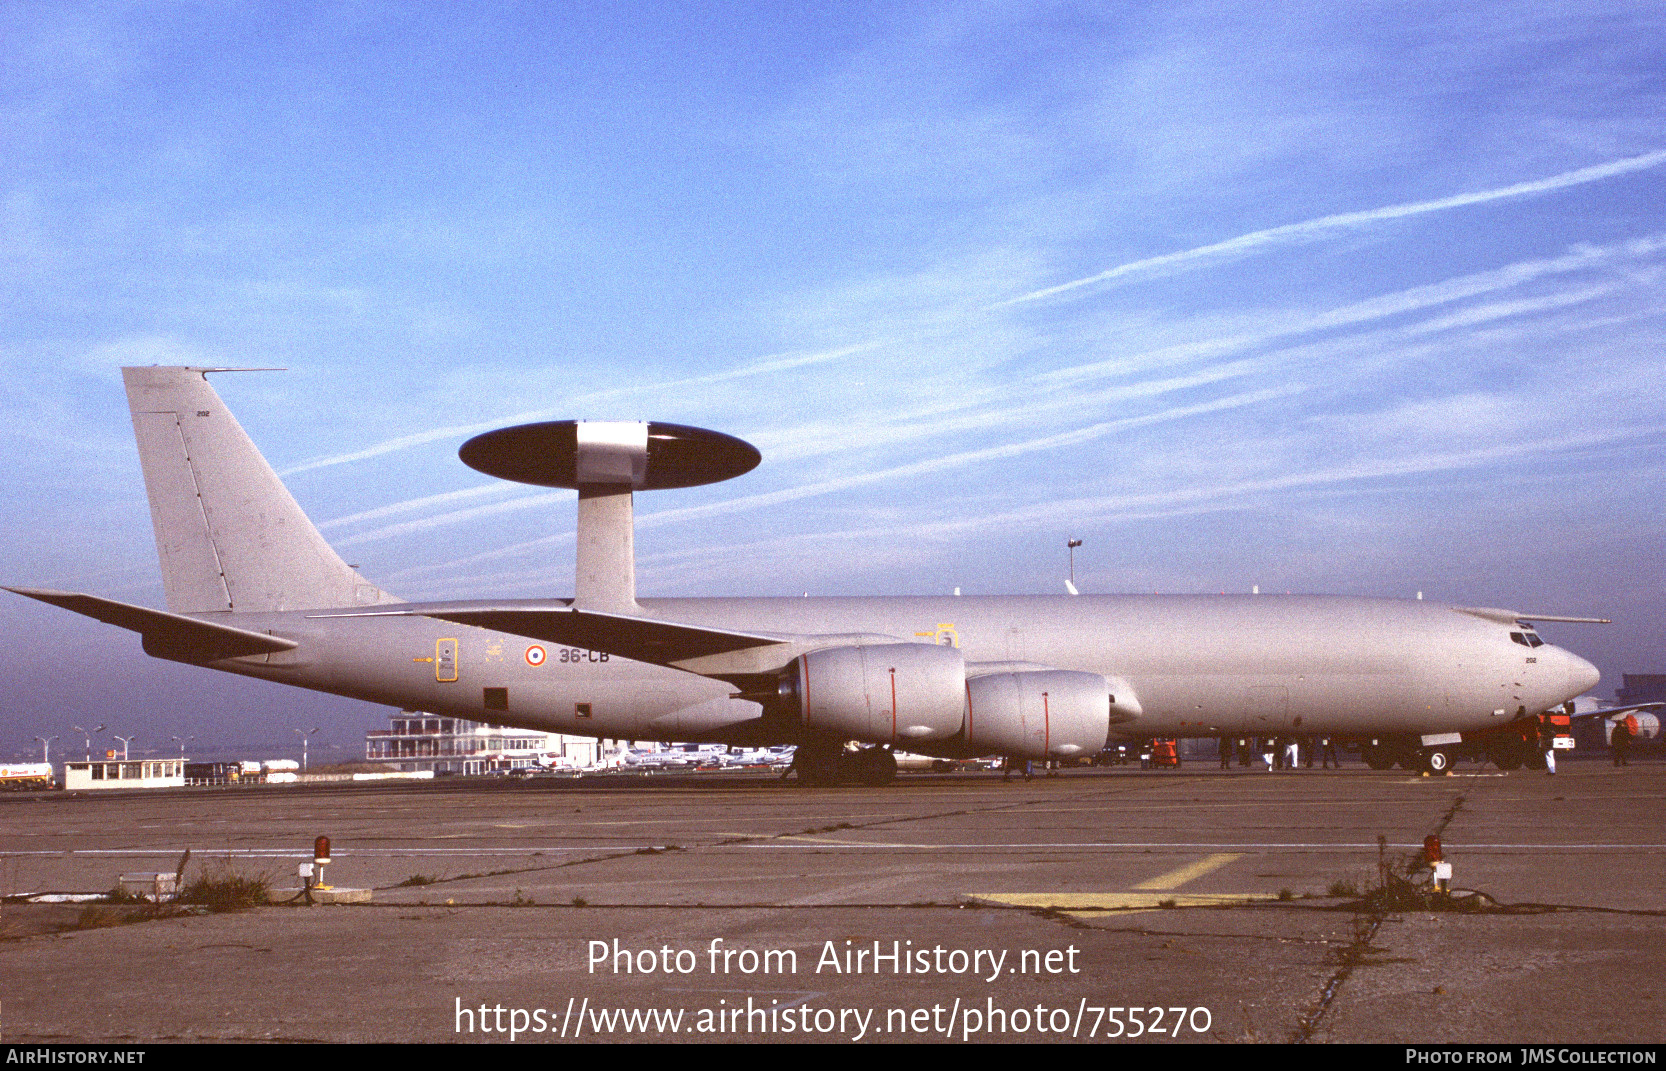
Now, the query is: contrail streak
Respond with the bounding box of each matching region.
[992,150,1666,308]
[278,344,873,476]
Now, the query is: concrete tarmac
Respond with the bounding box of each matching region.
[1,758,1661,1044]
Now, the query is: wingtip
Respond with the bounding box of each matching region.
[5,585,63,600]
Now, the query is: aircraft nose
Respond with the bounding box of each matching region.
[1563,650,1600,698]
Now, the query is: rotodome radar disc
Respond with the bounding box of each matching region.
[459,420,761,489]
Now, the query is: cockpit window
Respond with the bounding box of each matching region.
[1510,630,1545,648]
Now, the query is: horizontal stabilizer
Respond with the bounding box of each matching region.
[7,587,298,662]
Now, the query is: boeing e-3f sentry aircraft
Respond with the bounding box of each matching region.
[8,367,1604,784]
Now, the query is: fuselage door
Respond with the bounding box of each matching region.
[436,639,458,683]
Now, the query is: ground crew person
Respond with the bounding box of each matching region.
[1612,717,1634,767]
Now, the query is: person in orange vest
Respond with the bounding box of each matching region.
[1611,717,1634,767]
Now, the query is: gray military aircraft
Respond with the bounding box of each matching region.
[8,366,1603,784]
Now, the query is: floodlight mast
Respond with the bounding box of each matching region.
[71,724,105,762]
[293,727,319,771]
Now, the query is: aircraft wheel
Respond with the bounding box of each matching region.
[1361,745,1395,771]
[1486,743,1525,771]
[1421,748,1452,774]
[850,747,897,787]
[795,742,845,786]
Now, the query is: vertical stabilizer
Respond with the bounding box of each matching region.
[122,367,399,613]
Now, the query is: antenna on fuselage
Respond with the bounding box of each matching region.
[457,420,760,614]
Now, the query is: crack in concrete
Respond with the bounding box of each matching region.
[373,842,694,893]
[1289,788,1470,1044]
[736,780,1174,846]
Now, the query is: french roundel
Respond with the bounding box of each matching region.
[525,645,547,667]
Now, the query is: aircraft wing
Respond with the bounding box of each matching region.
[392,604,785,663]
[1568,703,1663,721]
[309,602,897,684]
[6,587,299,662]
[1454,606,1612,624]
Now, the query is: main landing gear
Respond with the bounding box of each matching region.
[791,741,898,787]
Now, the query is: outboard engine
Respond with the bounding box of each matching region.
[964,668,1111,758]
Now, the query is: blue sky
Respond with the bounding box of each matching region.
[3,2,1663,759]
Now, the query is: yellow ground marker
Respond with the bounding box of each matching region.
[969,852,1278,915]
[1132,852,1243,890]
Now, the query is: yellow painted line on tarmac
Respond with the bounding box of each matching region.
[966,891,1276,912]
[968,851,1270,915]
[774,834,920,847]
[1132,852,1243,890]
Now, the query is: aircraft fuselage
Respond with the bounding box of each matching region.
[13,367,1602,773]
[203,593,1594,749]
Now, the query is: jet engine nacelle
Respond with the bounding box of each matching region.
[964,669,1111,759]
[1609,712,1659,743]
[794,643,966,744]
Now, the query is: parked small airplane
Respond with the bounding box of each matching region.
[8,367,1604,784]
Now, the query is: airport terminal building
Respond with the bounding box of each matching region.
[364,712,605,775]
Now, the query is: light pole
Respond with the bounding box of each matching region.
[113,734,135,760]
[35,735,58,765]
[294,727,319,771]
[71,724,106,762]
[172,735,195,760]
[1067,539,1083,585]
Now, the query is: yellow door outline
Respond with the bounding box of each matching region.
[436,638,458,682]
